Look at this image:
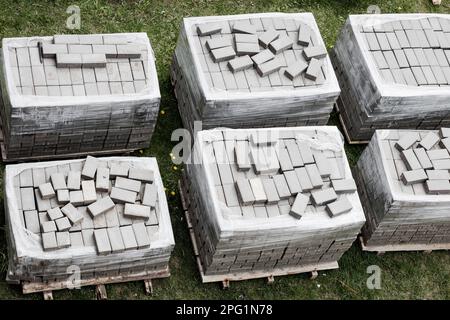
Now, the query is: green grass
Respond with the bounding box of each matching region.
[0,0,449,300]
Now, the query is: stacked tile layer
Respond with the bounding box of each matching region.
[333,14,450,142]
[4,156,174,283]
[355,129,450,247]
[171,13,340,134]
[185,127,365,276]
[0,33,160,160]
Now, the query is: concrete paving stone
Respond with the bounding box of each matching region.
[55,217,72,231]
[67,171,81,190]
[82,156,98,179]
[128,168,154,182]
[211,46,236,63]
[38,182,56,200]
[284,139,303,167]
[68,44,92,54]
[386,32,401,50]
[425,179,450,194]
[145,207,159,226]
[426,169,450,180]
[295,167,314,192]
[93,211,107,229]
[235,140,251,171]
[401,68,418,85]
[405,29,421,48]
[401,168,428,185]
[314,153,332,177]
[55,53,82,67]
[394,30,411,48]
[234,33,258,44]
[297,142,315,164]
[197,23,222,36]
[69,190,84,206]
[311,188,337,206]
[258,29,279,48]
[268,36,293,55]
[248,177,267,203]
[395,132,419,150]
[61,203,83,224]
[206,37,232,51]
[393,49,410,68]
[110,187,137,204]
[256,57,283,77]
[416,30,430,48]
[77,206,94,229]
[87,196,115,217]
[235,179,255,205]
[21,187,36,211]
[365,33,380,51]
[102,35,128,45]
[284,60,308,80]
[383,51,400,69]
[276,144,294,172]
[253,206,267,218]
[109,163,129,178]
[95,167,110,192]
[427,148,450,160]
[431,65,447,85]
[24,210,40,233]
[54,34,80,44]
[42,43,68,58]
[119,225,138,250]
[82,229,95,247]
[107,227,125,253]
[55,231,71,248]
[331,179,357,193]
[20,169,33,187]
[304,58,322,81]
[439,127,450,138]
[371,51,389,69]
[31,66,46,86]
[289,193,309,219]
[401,149,422,170]
[424,29,440,48]
[302,46,327,60]
[232,21,257,34]
[85,83,99,95]
[81,180,97,204]
[423,48,439,66]
[251,49,275,65]
[272,174,291,200]
[47,207,64,223]
[57,189,70,204]
[434,48,449,66]
[431,158,450,170]
[69,231,84,247]
[436,31,450,49]
[375,32,390,51]
[41,220,57,233]
[284,170,302,195]
[124,203,151,219]
[228,55,253,73]
[115,44,142,58]
[142,183,157,208]
[104,206,120,228]
[94,228,111,255]
[305,164,324,189]
[42,232,58,251]
[115,177,141,193]
[413,148,433,169]
[421,66,437,84]
[132,222,151,249]
[418,132,440,150]
[326,198,352,217]
[297,24,311,46]
[258,178,279,205]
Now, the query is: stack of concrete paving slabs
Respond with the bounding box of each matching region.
[4,156,174,284]
[0,33,160,161]
[171,12,340,134]
[355,129,450,249]
[184,126,365,276]
[332,14,450,142]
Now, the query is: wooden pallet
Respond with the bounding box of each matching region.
[334,99,369,145]
[178,178,339,288]
[21,266,170,300]
[359,235,450,255]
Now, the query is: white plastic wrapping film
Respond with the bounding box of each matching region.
[4,156,175,282]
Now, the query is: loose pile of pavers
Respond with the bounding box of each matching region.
[184,127,365,276]
[355,129,450,248]
[332,14,450,142]
[0,33,160,160]
[4,156,174,283]
[171,13,340,134]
